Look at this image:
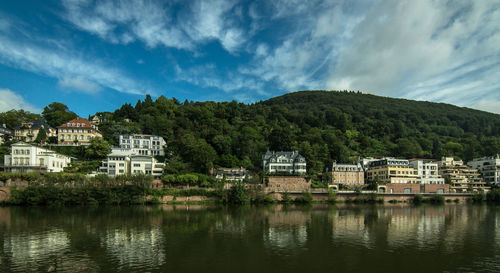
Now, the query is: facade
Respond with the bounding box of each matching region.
[57,117,102,145]
[118,134,166,156]
[14,119,55,142]
[215,167,250,182]
[262,151,307,174]
[100,149,164,178]
[467,155,500,185]
[365,158,419,184]
[438,157,488,193]
[331,163,364,186]
[409,159,445,184]
[2,142,71,173]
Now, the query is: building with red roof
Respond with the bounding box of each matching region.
[57,117,102,145]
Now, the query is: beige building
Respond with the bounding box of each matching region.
[14,119,56,142]
[409,159,445,184]
[366,158,419,184]
[2,142,71,173]
[331,163,364,186]
[438,157,488,193]
[57,117,102,145]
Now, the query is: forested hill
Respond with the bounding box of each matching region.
[2,90,500,175]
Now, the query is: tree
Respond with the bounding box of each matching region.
[85,138,111,160]
[42,102,77,127]
[34,127,47,144]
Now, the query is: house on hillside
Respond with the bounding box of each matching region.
[2,142,71,172]
[262,150,307,174]
[14,119,56,142]
[99,148,164,178]
[57,117,102,145]
[215,167,251,182]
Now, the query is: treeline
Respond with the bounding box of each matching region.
[2,91,500,176]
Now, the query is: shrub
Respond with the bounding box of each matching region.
[281,191,292,203]
[471,192,486,203]
[429,194,444,204]
[294,190,313,204]
[413,194,423,204]
[227,183,249,205]
[486,188,500,204]
[327,189,337,204]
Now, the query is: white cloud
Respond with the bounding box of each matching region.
[61,0,246,53]
[0,89,40,113]
[474,99,500,114]
[325,1,500,108]
[58,76,101,93]
[0,34,148,95]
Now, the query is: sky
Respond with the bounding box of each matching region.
[0,0,499,117]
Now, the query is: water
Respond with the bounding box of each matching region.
[0,204,499,273]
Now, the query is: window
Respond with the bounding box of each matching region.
[404,188,412,194]
[119,163,125,167]
[134,164,141,167]
[87,136,91,140]
[80,135,84,140]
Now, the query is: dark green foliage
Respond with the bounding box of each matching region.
[34,127,47,144]
[327,189,337,203]
[486,188,500,204]
[428,195,445,204]
[42,102,77,128]
[281,191,292,203]
[294,191,313,204]
[226,183,250,205]
[471,192,486,203]
[85,138,111,160]
[413,194,423,204]
[0,109,41,129]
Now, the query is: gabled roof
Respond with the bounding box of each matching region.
[263,150,305,161]
[57,117,95,129]
[15,119,52,130]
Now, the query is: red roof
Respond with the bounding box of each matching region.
[57,117,94,129]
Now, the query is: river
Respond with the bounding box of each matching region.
[0,204,499,272]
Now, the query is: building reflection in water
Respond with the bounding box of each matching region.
[3,229,98,272]
[330,209,372,248]
[263,208,309,251]
[100,226,165,269]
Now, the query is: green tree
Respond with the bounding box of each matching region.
[42,102,77,127]
[34,127,47,144]
[85,138,111,160]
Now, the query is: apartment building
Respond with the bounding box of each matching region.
[262,150,307,174]
[467,155,500,185]
[118,134,165,156]
[57,117,102,145]
[409,159,445,184]
[2,142,71,172]
[100,148,164,178]
[438,157,488,193]
[365,158,419,184]
[331,162,364,186]
[215,167,251,182]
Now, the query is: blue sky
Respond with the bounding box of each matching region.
[0,0,499,117]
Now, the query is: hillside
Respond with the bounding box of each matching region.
[2,90,500,175]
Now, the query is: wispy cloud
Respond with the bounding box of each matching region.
[0,34,148,95]
[0,89,41,113]
[61,0,246,53]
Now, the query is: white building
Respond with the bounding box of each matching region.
[467,155,500,185]
[215,167,251,182]
[118,134,166,156]
[2,142,71,173]
[100,148,164,178]
[409,159,445,184]
[262,151,307,174]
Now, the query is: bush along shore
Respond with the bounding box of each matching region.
[2,173,500,206]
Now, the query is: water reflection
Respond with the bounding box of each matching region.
[0,205,499,273]
[101,227,165,269]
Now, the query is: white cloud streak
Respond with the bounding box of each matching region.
[0,34,147,95]
[0,89,41,113]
